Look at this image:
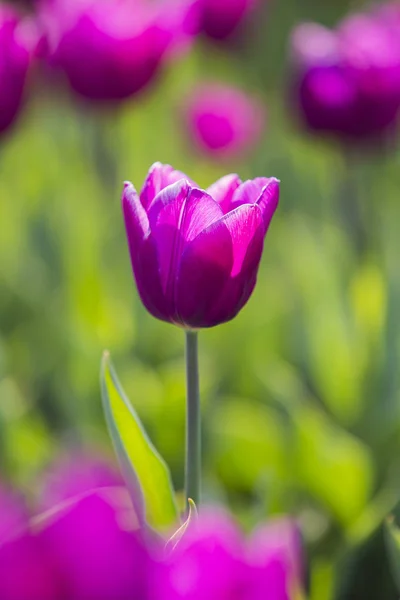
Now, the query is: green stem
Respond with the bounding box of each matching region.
[184,330,201,507]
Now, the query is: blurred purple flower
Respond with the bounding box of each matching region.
[122,162,279,329]
[39,0,197,102]
[0,483,28,543]
[154,509,303,600]
[38,489,151,600]
[289,10,400,143]
[198,0,258,41]
[0,471,303,600]
[0,4,34,135]
[184,83,265,160]
[40,451,123,509]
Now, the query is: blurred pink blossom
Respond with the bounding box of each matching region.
[184,83,265,160]
[0,4,35,135]
[38,0,199,102]
[289,8,400,144]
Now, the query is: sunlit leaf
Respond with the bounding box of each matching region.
[100,352,178,530]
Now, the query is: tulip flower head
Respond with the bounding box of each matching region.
[122,163,279,329]
[289,10,400,143]
[184,82,265,160]
[39,0,192,102]
[0,5,33,135]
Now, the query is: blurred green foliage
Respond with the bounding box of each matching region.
[1,0,400,598]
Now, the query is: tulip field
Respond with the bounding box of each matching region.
[2,0,400,598]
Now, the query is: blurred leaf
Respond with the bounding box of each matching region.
[100,352,178,530]
[291,404,373,526]
[165,498,198,556]
[385,516,400,593]
[334,526,398,600]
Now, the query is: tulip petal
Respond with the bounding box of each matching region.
[122,182,168,320]
[231,177,270,208]
[248,519,304,593]
[177,203,263,327]
[208,203,265,325]
[122,182,149,250]
[148,181,223,301]
[207,173,243,214]
[256,178,280,232]
[156,509,246,600]
[39,492,151,600]
[247,519,303,600]
[140,162,196,210]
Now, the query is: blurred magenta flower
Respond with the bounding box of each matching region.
[0,481,303,600]
[122,162,279,329]
[198,0,258,40]
[289,10,400,143]
[0,483,28,542]
[40,451,123,509]
[0,487,151,600]
[156,509,303,600]
[0,5,33,135]
[39,0,196,102]
[39,489,151,600]
[184,83,265,160]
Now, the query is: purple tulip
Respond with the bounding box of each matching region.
[289,11,400,143]
[39,0,194,102]
[184,83,265,160]
[198,0,258,40]
[122,162,279,329]
[154,509,303,600]
[0,5,33,135]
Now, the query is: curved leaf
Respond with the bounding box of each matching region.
[100,352,178,530]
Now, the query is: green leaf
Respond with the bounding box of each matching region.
[385,516,400,592]
[100,351,178,530]
[165,498,198,556]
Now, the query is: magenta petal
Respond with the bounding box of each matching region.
[140,162,196,209]
[246,519,304,600]
[177,203,263,327]
[230,177,271,209]
[156,509,246,600]
[0,484,28,543]
[40,453,123,510]
[207,173,242,214]
[122,182,169,321]
[148,181,223,299]
[256,178,280,232]
[176,217,233,327]
[39,491,152,600]
[122,182,149,249]
[207,204,265,325]
[0,534,59,600]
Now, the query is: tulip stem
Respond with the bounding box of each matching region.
[185,330,201,508]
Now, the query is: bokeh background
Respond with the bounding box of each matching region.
[1,0,400,598]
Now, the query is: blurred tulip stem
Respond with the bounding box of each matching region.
[185,330,201,508]
[340,149,368,257]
